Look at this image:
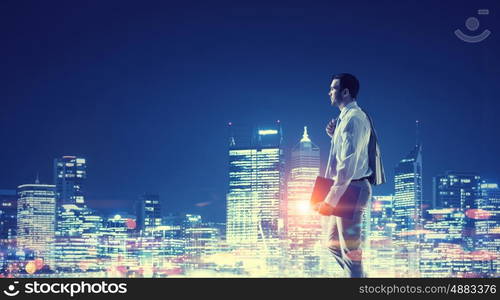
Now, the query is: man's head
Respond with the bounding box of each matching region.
[329,73,359,107]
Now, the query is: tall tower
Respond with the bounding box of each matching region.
[394,121,423,233]
[0,189,17,242]
[475,181,499,277]
[54,156,86,206]
[393,144,423,232]
[136,193,162,232]
[393,120,423,277]
[226,121,286,246]
[286,126,321,275]
[53,156,100,272]
[16,182,56,268]
[0,189,17,268]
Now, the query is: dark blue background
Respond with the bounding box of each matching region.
[1,0,499,221]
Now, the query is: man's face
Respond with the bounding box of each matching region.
[328,79,342,106]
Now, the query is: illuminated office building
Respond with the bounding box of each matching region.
[394,144,423,234]
[363,195,396,277]
[54,156,86,206]
[99,214,130,259]
[16,182,56,268]
[185,221,221,261]
[433,171,481,211]
[432,171,481,252]
[136,193,162,232]
[98,214,138,271]
[142,226,185,277]
[286,126,321,276]
[53,156,103,272]
[0,189,17,268]
[54,205,102,272]
[138,217,186,276]
[474,182,500,277]
[420,208,468,277]
[0,189,17,242]
[226,121,286,245]
[393,137,423,277]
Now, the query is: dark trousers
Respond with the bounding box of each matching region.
[326,179,372,278]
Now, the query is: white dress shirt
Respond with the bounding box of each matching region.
[325,101,372,206]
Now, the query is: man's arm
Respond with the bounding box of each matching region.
[324,116,365,207]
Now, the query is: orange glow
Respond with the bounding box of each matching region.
[34,258,44,270]
[25,261,36,274]
[126,218,136,229]
[346,249,363,261]
[465,209,493,220]
[296,201,311,214]
[491,226,500,234]
[372,201,382,212]
[470,250,497,261]
[79,261,89,271]
[370,238,392,247]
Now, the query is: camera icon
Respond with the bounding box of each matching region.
[3,281,20,297]
[455,9,491,43]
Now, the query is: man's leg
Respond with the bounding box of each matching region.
[339,180,372,278]
[339,212,364,277]
[327,216,347,272]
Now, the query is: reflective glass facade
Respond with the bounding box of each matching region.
[16,184,56,267]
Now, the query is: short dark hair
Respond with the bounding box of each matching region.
[332,73,360,99]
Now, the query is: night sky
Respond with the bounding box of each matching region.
[1,0,499,222]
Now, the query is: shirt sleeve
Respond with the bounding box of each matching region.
[324,116,364,206]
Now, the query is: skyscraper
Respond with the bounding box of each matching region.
[432,171,481,252]
[433,171,481,211]
[393,122,423,277]
[136,193,162,232]
[286,126,321,275]
[431,172,487,276]
[226,121,287,276]
[54,204,102,272]
[53,155,100,272]
[226,121,286,246]
[0,189,17,242]
[393,144,423,234]
[226,122,285,245]
[0,189,17,268]
[475,181,500,277]
[54,156,86,206]
[16,182,56,268]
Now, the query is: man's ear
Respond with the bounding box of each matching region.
[342,88,350,98]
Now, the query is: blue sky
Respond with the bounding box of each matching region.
[1,0,499,221]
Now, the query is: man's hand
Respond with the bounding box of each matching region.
[312,201,335,216]
[326,118,337,138]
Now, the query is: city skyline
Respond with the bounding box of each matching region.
[1,120,498,277]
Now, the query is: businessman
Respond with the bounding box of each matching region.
[313,73,385,278]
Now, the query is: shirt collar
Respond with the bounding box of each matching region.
[339,100,358,119]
